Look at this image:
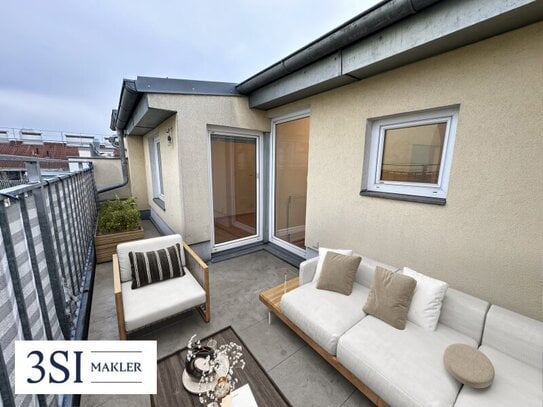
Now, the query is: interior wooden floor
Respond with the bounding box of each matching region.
[214,213,257,244]
[214,213,305,249]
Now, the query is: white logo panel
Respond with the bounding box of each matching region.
[15,341,157,394]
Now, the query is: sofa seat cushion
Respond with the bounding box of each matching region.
[337,316,477,407]
[122,267,205,332]
[280,281,369,355]
[454,345,542,407]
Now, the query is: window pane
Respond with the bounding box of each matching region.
[381,122,446,184]
[274,117,309,249]
[156,141,164,195]
[211,136,257,244]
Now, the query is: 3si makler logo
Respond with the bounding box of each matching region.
[15,341,156,394]
[90,360,142,373]
[26,350,83,384]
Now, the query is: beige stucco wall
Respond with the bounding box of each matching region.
[268,22,543,320]
[125,136,149,210]
[140,116,184,233]
[76,158,132,201]
[147,94,269,243]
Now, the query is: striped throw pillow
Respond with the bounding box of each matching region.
[128,243,185,289]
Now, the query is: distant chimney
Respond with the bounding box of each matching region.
[0,130,9,143]
[20,129,43,144]
[65,133,96,147]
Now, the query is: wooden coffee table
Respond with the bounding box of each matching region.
[152,326,291,407]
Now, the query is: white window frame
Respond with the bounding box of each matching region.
[207,127,264,253]
[364,107,459,201]
[151,135,164,201]
[269,109,310,257]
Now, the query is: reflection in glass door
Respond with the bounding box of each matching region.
[210,134,260,251]
[271,114,309,255]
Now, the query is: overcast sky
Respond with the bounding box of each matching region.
[0,0,381,137]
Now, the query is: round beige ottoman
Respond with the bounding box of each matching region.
[443,344,494,389]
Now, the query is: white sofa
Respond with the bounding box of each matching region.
[279,254,543,407]
[281,255,396,355]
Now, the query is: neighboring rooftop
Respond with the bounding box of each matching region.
[0,141,79,170]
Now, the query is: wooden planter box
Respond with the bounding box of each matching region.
[95,227,145,264]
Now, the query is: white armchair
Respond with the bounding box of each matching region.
[113,234,210,339]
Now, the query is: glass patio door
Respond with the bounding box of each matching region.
[270,113,309,256]
[210,133,261,251]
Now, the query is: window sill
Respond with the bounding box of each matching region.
[360,190,446,205]
[153,197,166,211]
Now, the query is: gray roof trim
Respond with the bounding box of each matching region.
[135,76,240,96]
[111,77,241,131]
[246,0,543,109]
[124,95,175,136]
[236,0,440,94]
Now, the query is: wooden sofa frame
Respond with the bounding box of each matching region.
[260,279,389,407]
[113,242,210,340]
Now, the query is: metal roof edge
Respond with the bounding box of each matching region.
[236,0,440,94]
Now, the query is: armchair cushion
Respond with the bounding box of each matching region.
[122,267,206,332]
[117,234,186,283]
[129,243,185,289]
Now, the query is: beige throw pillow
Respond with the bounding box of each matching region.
[312,247,353,282]
[363,267,417,330]
[316,252,362,295]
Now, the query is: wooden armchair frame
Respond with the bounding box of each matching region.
[113,242,210,340]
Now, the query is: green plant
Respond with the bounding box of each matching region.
[97,197,141,234]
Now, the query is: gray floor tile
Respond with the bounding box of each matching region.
[239,318,305,371]
[269,346,355,407]
[142,220,161,238]
[80,394,149,407]
[341,390,375,407]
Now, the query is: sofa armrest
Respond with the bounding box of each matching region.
[299,257,319,285]
[112,254,127,340]
[183,243,210,322]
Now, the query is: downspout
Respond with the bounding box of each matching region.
[97,129,128,193]
[97,79,140,194]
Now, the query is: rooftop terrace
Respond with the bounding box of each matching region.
[81,220,372,407]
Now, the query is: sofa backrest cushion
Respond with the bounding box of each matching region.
[438,288,489,344]
[354,253,398,288]
[482,305,543,370]
[402,267,448,331]
[117,234,185,283]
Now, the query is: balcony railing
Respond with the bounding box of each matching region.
[0,159,97,407]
